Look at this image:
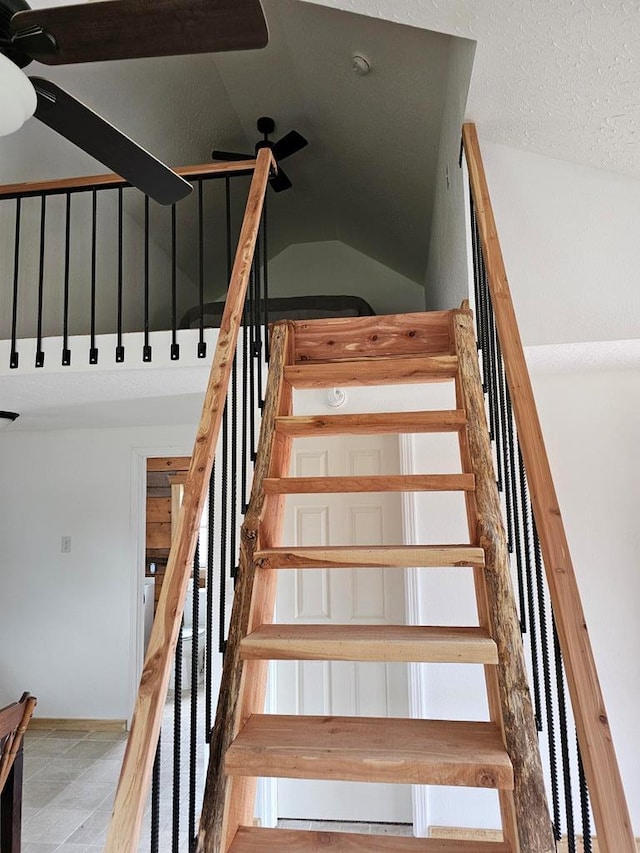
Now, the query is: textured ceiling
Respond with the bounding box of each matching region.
[309,0,640,179]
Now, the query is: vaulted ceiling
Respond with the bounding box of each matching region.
[0,0,465,287]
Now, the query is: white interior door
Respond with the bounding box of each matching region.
[273,433,412,823]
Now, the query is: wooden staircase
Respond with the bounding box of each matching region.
[197,308,555,853]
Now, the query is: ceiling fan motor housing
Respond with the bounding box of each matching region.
[0,0,32,67]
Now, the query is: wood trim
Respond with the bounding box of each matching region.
[462,121,634,853]
[197,322,294,853]
[454,310,553,852]
[146,457,191,473]
[104,148,274,853]
[29,718,127,732]
[0,160,257,198]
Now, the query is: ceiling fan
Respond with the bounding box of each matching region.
[0,0,269,204]
[212,116,308,192]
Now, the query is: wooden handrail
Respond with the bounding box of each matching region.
[0,159,257,199]
[104,147,274,853]
[462,122,634,853]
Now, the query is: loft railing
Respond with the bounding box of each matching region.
[104,147,274,853]
[0,160,256,368]
[462,122,634,853]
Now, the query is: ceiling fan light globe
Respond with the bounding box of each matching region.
[0,54,36,135]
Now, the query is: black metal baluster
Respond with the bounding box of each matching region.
[262,196,269,362]
[89,189,98,364]
[253,224,264,409]
[219,405,228,655]
[495,340,512,547]
[230,349,238,582]
[189,547,200,851]
[171,203,179,361]
[143,196,152,362]
[173,620,183,852]
[469,200,485,380]
[197,179,206,358]
[534,524,562,838]
[519,446,542,727]
[474,210,491,399]
[577,733,592,853]
[241,302,250,513]
[150,737,161,853]
[35,195,47,367]
[10,198,21,369]
[553,620,576,851]
[485,295,502,487]
[116,187,125,363]
[62,193,72,366]
[248,262,257,461]
[205,462,215,741]
[504,384,526,626]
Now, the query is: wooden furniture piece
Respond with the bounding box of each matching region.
[0,693,37,853]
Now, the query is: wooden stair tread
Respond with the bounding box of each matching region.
[263,474,475,494]
[229,826,511,852]
[241,624,498,664]
[274,410,467,437]
[225,715,513,789]
[284,355,458,389]
[254,545,485,569]
[292,312,453,363]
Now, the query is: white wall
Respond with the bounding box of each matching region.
[269,240,425,316]
[425,37,476,311]
[531,360,640,832]
[0,422,195,721]
[479,139,640,346]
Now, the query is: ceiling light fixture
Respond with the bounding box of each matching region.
[0,411,20,429]
[0,54,36,136]
[351,54,371,76]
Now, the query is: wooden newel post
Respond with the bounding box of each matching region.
[453,310,555,853]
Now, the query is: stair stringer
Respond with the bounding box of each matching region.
[197,322,295,853]
[452,308,555,852]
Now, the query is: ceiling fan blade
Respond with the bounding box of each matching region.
[211,150,253,162]
[11,0,268,66]
[269,166,292,193]
[31,78,192,205]
[272,130,308,162]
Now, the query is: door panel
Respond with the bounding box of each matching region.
[274,434,412,822]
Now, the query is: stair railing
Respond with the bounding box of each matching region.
[462,122,634,853]
[0,160,256,367]
[105,147,274,853]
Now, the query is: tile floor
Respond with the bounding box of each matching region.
[21,724,413,852]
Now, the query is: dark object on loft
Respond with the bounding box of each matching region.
[180,294,376,330]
